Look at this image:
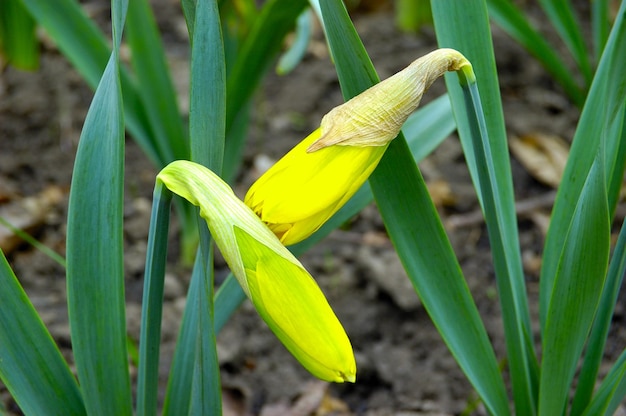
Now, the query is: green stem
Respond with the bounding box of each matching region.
[136,181,172,416]
[457,65,538,415]
[189,212,221,415]
[162,252,204,415]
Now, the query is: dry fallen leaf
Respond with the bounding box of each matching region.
[0,185,64,253]
[427,179,456,207]
[509,133,569,188]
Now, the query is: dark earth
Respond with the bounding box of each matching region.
[1,1,625,415]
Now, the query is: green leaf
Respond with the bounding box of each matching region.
[571,197,626,414]
[223,0,308,180]
[569,18,626,407]
[188,0,225,412]
[0,0,39,70]
[21,0,169,168]
[431,1,537,413]
[189,231,220,416]
[181,0,197,39]
[318,1,510,414]
[65,0,132,413]
[163,0,226,413]
[214,270,246,333]
[540,4,626,413]
[540,0,626,333]
[136,184,172,416]
[486,0,585,106]
[276,8,312,75]
[126,0,189,163]
[23,0,200,263]
[225,0,307,129]
[539,156,610,415]
[591,0,611,62]
[189,0,226,171]
[0,250,85,416]
[162,251,204,416]
[395,0,432,32]
[19,0,107,88]
[582,349,626,416]
[537,0,593,85]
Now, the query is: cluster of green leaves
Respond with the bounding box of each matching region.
[431,1,626,414]
[1,0,625,415]
[0,0,308,413]
[396,0,608,107]
[0,0,455,412]
[379,0,625,414]
[486,0,607,107]
[13,0,309,261]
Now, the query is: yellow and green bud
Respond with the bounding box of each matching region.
[245,48,470,246]
[158,160,356,383]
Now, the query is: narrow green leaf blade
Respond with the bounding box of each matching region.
[214,271,246,333]
[431,1,537,413]
[591,0,611,62]
[188,237,220,416]
[180,0,196,38]
[126,0,188,163]
[486,0,585,106]
[0,250,86,416]
[539,157,610,415]
[276,8,312,75]
[582,349,626,416]
[165,0,225,413]
[572,195,626,414]
[136,184,172,416]
[65,1,132,413]
[223,0,308,180]
[537,0,593,85]
[163,252,203,416]
[189,0,226,171]
[188,0,225,412]
[21,0,165,167]
[319,1,510,414]
[372,138,512,416]
[20,0,108,88]
[0,0,39,70]
[225,0,307,128]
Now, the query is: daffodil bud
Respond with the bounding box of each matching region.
[158,160,356,383]
[245,48,470,245]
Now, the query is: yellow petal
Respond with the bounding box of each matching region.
[235,226,356,382]
[245,129,386,245]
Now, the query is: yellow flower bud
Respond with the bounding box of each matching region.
[246,128,386,245]
[158,160,356,383]
[245,49,470,245]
